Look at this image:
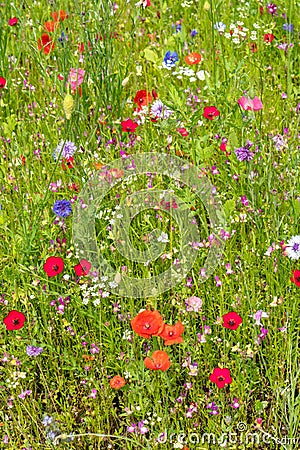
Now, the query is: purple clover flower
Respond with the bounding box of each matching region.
[234,141,255,162]
[26,346,44,357]
[52,199,72,218]
[53,140,77,161]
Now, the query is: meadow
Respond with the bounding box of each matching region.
[0,0,299,448]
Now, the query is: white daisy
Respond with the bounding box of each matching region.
[286,235,300,260]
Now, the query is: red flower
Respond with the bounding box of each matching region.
[222,312,243,330]
[51,10,68,22]
[62,157,74,170]
[209,367,232,389]
[0,77,7,89]
[121,118,139,133]
[110,375,126,389]
[38,33,55,54]
[185,52,201,65]
[74,259,91,276]
[43,256,64,277]
[144,350,170,371]
[134,90,152,111]
[250,43,258,53]
[3,310,26,331]
[130,310,164,339]
[8,17,18,26]
[177,127,189,137]
[264,34,275,43]
[158,321,184,345]
[44,21,58,32]
[203,106,220,120]
[290,270,300,287]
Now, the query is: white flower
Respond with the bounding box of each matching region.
[285,235,300,260]
[157,232,169,243]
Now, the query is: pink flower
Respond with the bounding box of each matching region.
[237,96,263,111]
[67,68,85,91]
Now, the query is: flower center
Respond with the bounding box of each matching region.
[217,376,224,382]
[228,319,236,326]
[144,323,151,329]
[53,265,59,271]
[168,331,174,336]
[12,319,20,325]
[292,243,299,251]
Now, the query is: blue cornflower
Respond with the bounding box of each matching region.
[53,199,72,218]
[42,415,54,427]
[190,29,197,37]
[283,23,294,32]
[26,346,44,357]
[162,51,179,69]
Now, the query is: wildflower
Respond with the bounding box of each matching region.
[177,127,189,136]
[150,99,173,119]
[110,375,126,389]
[162,50,179,69]
[68,68,85,91]
[159,321,184,345]
[209,367,232,389]
[290,269,300,287]
[18,390,32,399]
[52,10,68,22]
[89,388,97,398]
[185,52,201,65]
[37,33,55,54]
[234,141,255,162]
[277,43,294,52]
[74,259,91,276]
[267,3,277,16]
[52,199,72,218]
[214,22,226,33]
[8,17,18,26]
[264,33,275,43]
[43,256,64,277]
[222,312,243,330]
[203,106,220,120]
[230,397,241,408]
[144,350,171,371]
[3,310,26,331]
[0,77,7,88]
[190,29,197,37]
[252,310,269,326]
[133,90,152,110]
[53,140,77,161]
[131,310,164,339]
[207,401,219,415]
[285,235,300,260]
[256,327,268,344]
[61,157,74,170]
[237,96,263,111]
[44,21,58,32]
[26,346,44,356]
[283,23,294,32]
[63,93,74,120]
[138,421,149,434]
[185,296,202,312]
[121,118,139,133]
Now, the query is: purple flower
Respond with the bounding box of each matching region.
[190,29,198,37]
[150,99,173,119]
[283,23,293,32]
[53,140,77,161]
[26,346,44,357]
[234,141,255,162]
[267,3,277,16]
[230,397,241,409]
[52,199,72,218]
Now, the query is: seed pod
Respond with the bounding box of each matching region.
[63,93,74,120]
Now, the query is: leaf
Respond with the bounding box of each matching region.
[143,47,158,64]
[223,199,236,219]
[292,199,300,217]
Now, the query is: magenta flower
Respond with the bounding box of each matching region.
[237,96,263,111]
[67,68,85,90]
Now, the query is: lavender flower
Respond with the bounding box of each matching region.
[26,346,44,357]
[283,23,293,32]
[52,199,72,218]
[150,100,173,119]
[53,140,77,161]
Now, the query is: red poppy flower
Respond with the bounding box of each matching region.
[134,90,152,111]
[250,43,258,53]
[0,77,7,89]
[74,259,91,276]
[144,350,170,371]
[62,157,74,170]
[43,256,64,277]
[159,321,184,345]
[264,34,275,43]
[209,367,232,389]
[38,33,55,54]
[185,52,201,65]
[130,310,164,339]
[8,17,18,26]
[203,106,220,120]
[109,375,126,389]
[3,310,26,331]
[44,21,58,32]
[177,127,189,137]
[290,270,300,287]
[222,312,243,330]
[121,118,139,133]
[51,10,68,22]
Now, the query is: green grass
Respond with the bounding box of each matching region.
[0,0,299,449]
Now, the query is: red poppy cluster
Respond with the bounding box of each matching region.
[38,10,68,54]
[43,256,91,277]
[130,310,184,371]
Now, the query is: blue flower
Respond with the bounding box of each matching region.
[26,346,44,357]
[190,29,198,37]
[53,200,72,218]
[53,141,77,161]
[162,51,179,69]
[283,23,294,32]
